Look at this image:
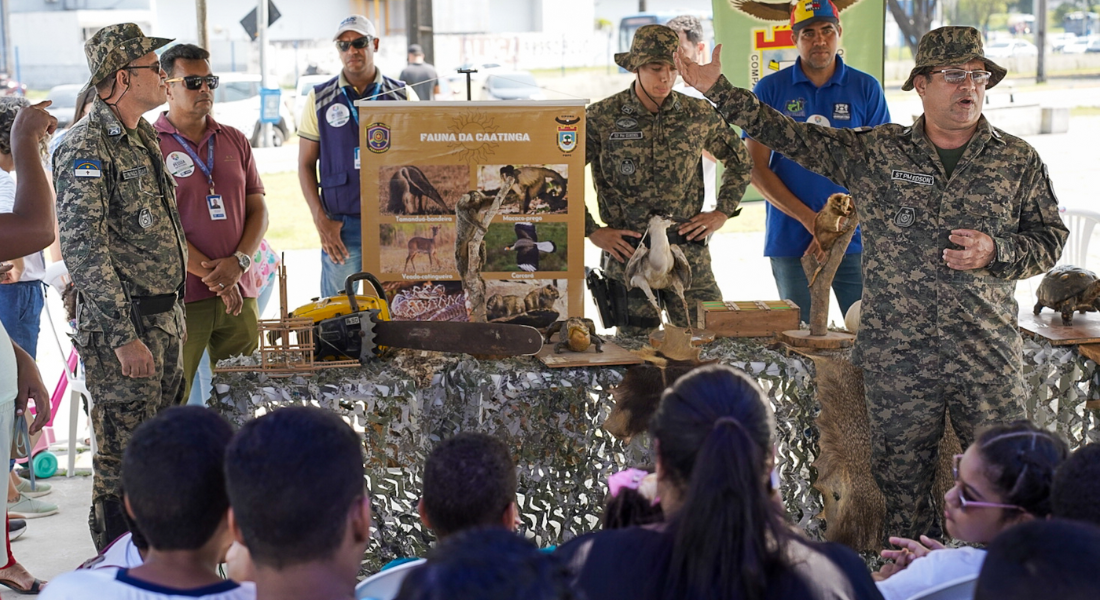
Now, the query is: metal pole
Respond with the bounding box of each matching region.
[0,0,11,77]
[258,0,272,147]
[196,0,209,51]
[1036,0,1048,84]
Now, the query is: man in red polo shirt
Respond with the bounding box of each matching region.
[153,44,268,401]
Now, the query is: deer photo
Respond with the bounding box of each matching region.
[404,226,441,272]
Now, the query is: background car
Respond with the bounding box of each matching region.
[984,39,1039,58]
[1087,38,1100,53]
[144,73,296,147]
[293,74,331,128]
[481,71,543,101]
[1048,32,1078,52]
[45,84,84,129]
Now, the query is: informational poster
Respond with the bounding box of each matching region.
[357,100,587,325]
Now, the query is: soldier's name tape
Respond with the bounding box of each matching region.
[891,170,934,186]
[609,131,644,141]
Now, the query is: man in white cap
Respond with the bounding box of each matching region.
[298,15,417,298]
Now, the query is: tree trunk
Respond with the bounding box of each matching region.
[888,0,939,57]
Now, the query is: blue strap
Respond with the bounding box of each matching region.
[170,133,216,192]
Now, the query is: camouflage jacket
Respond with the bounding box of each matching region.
[705,76,1067,376]
[585,85,752,236]
[54,97,187,349]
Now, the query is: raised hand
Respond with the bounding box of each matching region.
[675,44,724,94]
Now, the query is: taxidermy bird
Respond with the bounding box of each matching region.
[505,222,556,272]
[624,215,692,324]
[733,0,860,22]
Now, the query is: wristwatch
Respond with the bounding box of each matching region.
[233,251,253,273]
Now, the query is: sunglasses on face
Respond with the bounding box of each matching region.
[166,75,220,90]
[951,454,1025,511]
[336,36,373,52]
[930,69,992,85]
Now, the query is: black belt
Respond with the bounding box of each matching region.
[131,287,183,316]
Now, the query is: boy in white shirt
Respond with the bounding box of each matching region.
[42,407,254,600]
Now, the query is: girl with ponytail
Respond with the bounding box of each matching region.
[875,420,1068,600]
[556,364,881,600]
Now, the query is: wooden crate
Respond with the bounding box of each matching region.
[697,300,800,338]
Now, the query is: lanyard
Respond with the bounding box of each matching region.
[341,83,380,127]
[170,132,216,194]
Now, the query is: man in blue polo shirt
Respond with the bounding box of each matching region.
[747,0,890,323]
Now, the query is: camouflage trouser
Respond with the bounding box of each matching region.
[76,326,184,505]
[603,243,722,334]
[864,368,1024,541]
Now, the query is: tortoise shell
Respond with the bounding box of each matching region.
[1034,265,1100,325]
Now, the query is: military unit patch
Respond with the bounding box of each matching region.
[74,159,102,178]
[138,207,154,229]
[621,105,635,114]
[616,117,638,130]
[894,207,916,228]
[107,124,122,136]
[620,159,636,175]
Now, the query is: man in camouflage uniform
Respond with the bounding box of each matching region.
[586,24,751,332]
[677,27,1068,542]
[54,23,187,550]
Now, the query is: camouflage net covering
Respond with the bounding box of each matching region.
[211,336,1097,572]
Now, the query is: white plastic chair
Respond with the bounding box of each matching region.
[65,348,96,477]
[908,574,978,600]
[1058,207,1100,268]
[354,559,425,600]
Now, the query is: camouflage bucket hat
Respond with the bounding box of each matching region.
[82,23,173,94]
[615,24,679,72]
[902,26,1006,91]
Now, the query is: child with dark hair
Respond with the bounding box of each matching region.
[41,406,252,599]
[419,432,518,537]
[600,467,662,529]
[1051,442,1100,526]
[556,364,881,600]
[875,420,1068,600]
[394,529,576,600]
[974,519,1100,600]
[225,406,369,600]
[357,432,520,596]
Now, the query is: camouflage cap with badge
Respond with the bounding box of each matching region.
[81,23,174,94]
[790,0,842,33]
[615,24,680,73]
[902,26,1006,91]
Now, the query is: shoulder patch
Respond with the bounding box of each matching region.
[74,160,102,178]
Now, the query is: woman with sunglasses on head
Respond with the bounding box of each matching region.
[874,420,1068,600]
[556,364,881,600]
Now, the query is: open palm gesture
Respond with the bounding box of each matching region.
[675,44,724,94]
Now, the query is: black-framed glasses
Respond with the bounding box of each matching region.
[930,69,992,85]
[165,75,220,90]
[122,64,163,75]
[336,36,372,52]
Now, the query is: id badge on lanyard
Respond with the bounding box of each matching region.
[170,133,222,220]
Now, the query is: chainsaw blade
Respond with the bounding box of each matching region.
[372,320,543,356]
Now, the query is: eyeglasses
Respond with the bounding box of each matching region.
[951,454,1025,511]
[165,75,220,90]
[122,64,163,75]
[336,36,373,52]
[930,69,992,85]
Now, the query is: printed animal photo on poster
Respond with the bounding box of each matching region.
[477,164,568,214]
[383,280,468,322]
[379,223,457,274]
[379,165,468,216]
[485,279,567,328]
[485,222,567,273]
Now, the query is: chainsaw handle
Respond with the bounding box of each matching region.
[343,272,386,313]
